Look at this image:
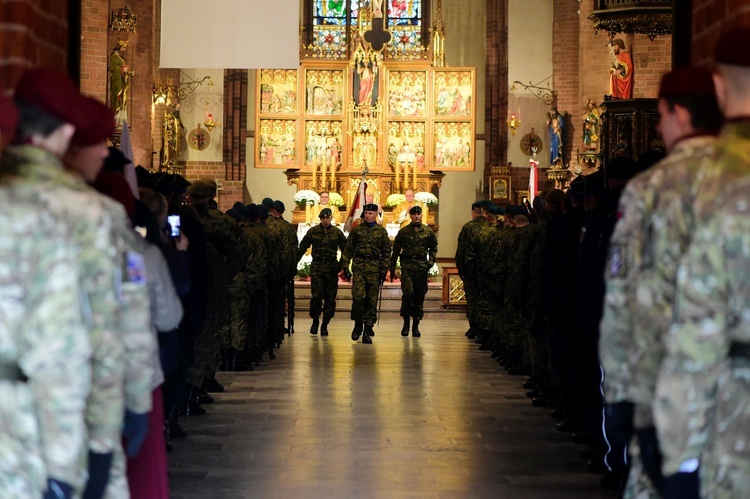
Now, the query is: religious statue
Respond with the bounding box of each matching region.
[108,39,134,121]
[605,36,634,100]
[546,108,564,168]
[356,61,377,106]
[582,99,600,151]
[163,104,185,167]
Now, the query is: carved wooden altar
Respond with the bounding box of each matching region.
[254,1,474,227]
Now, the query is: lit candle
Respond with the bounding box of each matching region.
[395,160,400,191]
[413,161,417,190]
[330,155,335,191]
[403,162,408,192]
[321,154,327,190]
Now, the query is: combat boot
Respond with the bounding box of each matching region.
[400,316,410,336]
[412,318,421,337]
[363,324,374,344]
[320,318,330,336]
[351,320,363,341]
[310,317,319,335]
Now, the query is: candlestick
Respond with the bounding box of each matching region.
[321,155,327,190]
[403,163,408,192]
[330,155,335,191]
[412,161,417,191]
[395,160,400,191]
[312,155,317,188]
[305,202,311,224]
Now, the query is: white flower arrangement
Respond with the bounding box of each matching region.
[297,253,313,278]
[328,192,344,207]
[293,190,320,207]
[428,263,439,277]
[386,193,406,207]
[414,191,438,207]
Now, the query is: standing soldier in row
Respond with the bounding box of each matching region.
[298,207,347,336]
[342,203,392,343]
[390,205,438,337]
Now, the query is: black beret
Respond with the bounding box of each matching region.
[102,146,131,173]
[487,204,504,216]
[273,200,285,213]
[261,197,275,209]
[544,189,565,204]
[584,170,607,193]
[258,205,269,219]
[471,201,483,210]
[319,207,333,218]
[363,203,379,212]
[409,205,422,215]
[569,175,586,196]
[187,181,212,200]
[233,201,246,211]
[246,203,260,221]
[658,67,715,99]
[225,208,242,221]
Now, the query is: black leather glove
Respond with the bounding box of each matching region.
[343,267,352,281]
[663,470,700,499]
[82,451,113,499]
[604,401,634,448]
[122,409,149,457]
[44,479,73,499]
[636,426,664,491]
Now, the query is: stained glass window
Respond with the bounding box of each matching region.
[310,0,423,58]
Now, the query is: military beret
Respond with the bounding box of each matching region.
[584,170,607,193]
[257,205,269,219]
[14,68,89,129]
[363,203,379,212]
[409,205,422,215]
[225,208,242,221]
[544,189,565,205]
[0,93,19,140]
[487,204,504,216]
[569,175,587,196]
[102,146,131,173]
[319,207,333,218]
[715,27,750,67]
[658,67,715,99]
[606,157,638,181]
[471,201,483,210]
[71,97,115,147]
[187,180,212,200]
[93,171,135,220]
[261,197,275,209]
[273,200,285,213]
[245,203,260,221]
[233,201,246,211]
[504,205,517,217]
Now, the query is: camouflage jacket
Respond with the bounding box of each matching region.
[599,136,716,420]
[390,223,438,273]
[342,222,392,276]
[240,224,268,294]
[267,216,298,280]
[654,122,750,478]
[0,153,92,491]
[195,204,245,277]
[256,221,283,283]
[455,216,488,279]
[298,223,347,271]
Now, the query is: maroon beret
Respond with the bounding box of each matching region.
[14,68,89,129]
[93,171,135,219]
[714,27,750,67]
[71,97,115,147]
[658,67,715,98]
[0,93,19,140]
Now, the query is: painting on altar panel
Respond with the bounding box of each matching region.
[304,120,344,169]
[386,121,426,169]
[259,69,298,115]
[305,69,345,116]
[433,70,474,118]
[352,59,380,107]
[433,122,473,171]
[386,70,427,117]
[257,119,298,167]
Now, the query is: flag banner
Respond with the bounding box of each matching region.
[344,181,367,232]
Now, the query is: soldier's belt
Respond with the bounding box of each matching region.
[0,363,28,382]
[729,342,750,359]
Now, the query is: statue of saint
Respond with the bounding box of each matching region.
[606,37,634,100]
[163,104,185,167]
[547,108,564,168]
[582,99,601,151]
[109,39,133,120]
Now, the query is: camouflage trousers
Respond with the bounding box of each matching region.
[399,269,429,320]
[267,280,286,346]
[309,265,340,321]
[186,291,226,386]
[229,273,249,351]
[351,271,380,325]
[462,276,480,328]
[623,433,660,499]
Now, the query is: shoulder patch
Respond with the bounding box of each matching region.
[608,245,625,277]
[126,251,148,285]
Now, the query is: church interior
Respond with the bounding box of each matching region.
[2,0,749,497]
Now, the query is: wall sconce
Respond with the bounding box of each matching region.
[507,84,521,135]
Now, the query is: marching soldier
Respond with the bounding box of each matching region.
[455,201,490,339]
[341,203,392,343]
[390,205,438,337]
[298,207,347,336]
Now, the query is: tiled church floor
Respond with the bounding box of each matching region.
[168,318,619,499]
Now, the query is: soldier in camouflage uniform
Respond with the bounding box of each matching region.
[390,205,438,337]
[298,207,347,336]
[274,200,299,335]
[0,75,93,499]
[653,30,750,498]
[263,198,296,348]
[257,204,282,359]
[342,203,392,343]
[598,67,724,498]
[455,201,489,339]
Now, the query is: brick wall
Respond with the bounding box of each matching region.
[692,0,750,67]
[184,161,245,210]
[80,0,108,100]
[553,0,580,168]
[0,0,69,92]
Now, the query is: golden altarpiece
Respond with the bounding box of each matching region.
[254,0,475,228]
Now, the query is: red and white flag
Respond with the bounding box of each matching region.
[344,180,367,232]
[528,156,539,203]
